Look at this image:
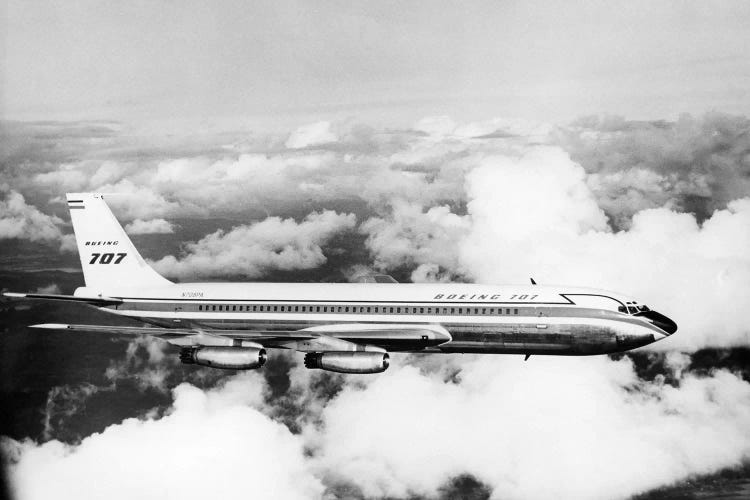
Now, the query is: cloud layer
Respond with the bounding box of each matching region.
[4,353,750,500]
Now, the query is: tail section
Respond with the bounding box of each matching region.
[66,193,172,290]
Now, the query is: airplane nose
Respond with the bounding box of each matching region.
[639,310,678,335]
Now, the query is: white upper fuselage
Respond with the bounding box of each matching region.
[76,282,632,304]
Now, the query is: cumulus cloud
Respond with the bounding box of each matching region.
[0,189,64,242]
[559,113,750,227]
[3,375,324,500]
[152,211,356,279]
[285,121,338,149]
[5,354,750,500]
[307,355,750,500]
[360,201,470,282]
[0,189,74,252]
[459,147,750,349]
[124,218,175,235]
[104,336,173,393]
[32,164,89,192]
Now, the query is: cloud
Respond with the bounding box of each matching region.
[0,188,74,252]
[32,165,89,192]
[3,375,324,500]
[31,284,61,295]
[124,218,175,235]
[5,354,750,500]
[285,121,338,149]
[558,113,750,227]
[0,189,64,242]
[308,355,750,500]
[152,211,356,279]
[360,201,470,282]
[104,336,173,393]
[458,147,750,349]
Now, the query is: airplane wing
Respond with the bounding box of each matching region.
[28,322,451,350]
[4,292,122,306]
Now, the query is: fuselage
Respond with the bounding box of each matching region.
[83,282,676,356]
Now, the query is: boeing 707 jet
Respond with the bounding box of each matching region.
[4,193,677,373]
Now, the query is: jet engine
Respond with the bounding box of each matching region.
[304,351,389,374]
[180,346,266,370]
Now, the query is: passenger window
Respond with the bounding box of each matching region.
[198,305,202,311]
[374,307,378,313]
[450,308,454,314]
[421,307,425,314]
[367,307,371,313]
[514,308,518,314]
[253,306,257,311]
[397,307,401,313]
[390,307,394,313]
[506,308,510,314]
[482,308,486,314]
[474,308,479,314]
[345,307,349,313]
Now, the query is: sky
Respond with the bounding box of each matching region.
[3,0,750,129]
[2,2,750,500]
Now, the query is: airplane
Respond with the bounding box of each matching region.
[4,193,677,374]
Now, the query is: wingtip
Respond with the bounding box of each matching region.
[3,292,27,298]
[30,323,70,330]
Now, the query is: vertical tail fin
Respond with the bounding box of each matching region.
[66,193,172,289]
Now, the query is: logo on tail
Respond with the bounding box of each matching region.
[66,193,172,290]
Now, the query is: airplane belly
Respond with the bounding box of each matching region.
[440,321,619,355]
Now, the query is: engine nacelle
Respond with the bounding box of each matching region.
[180,347,266,370]
[304,351,389,374]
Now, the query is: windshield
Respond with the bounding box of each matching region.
[619,302,650,315]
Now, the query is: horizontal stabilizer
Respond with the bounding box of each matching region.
[30,323,192,337]
[4,292,122,306]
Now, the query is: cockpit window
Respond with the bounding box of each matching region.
[619,303,651,315]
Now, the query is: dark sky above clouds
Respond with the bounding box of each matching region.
[2,2,750,499]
